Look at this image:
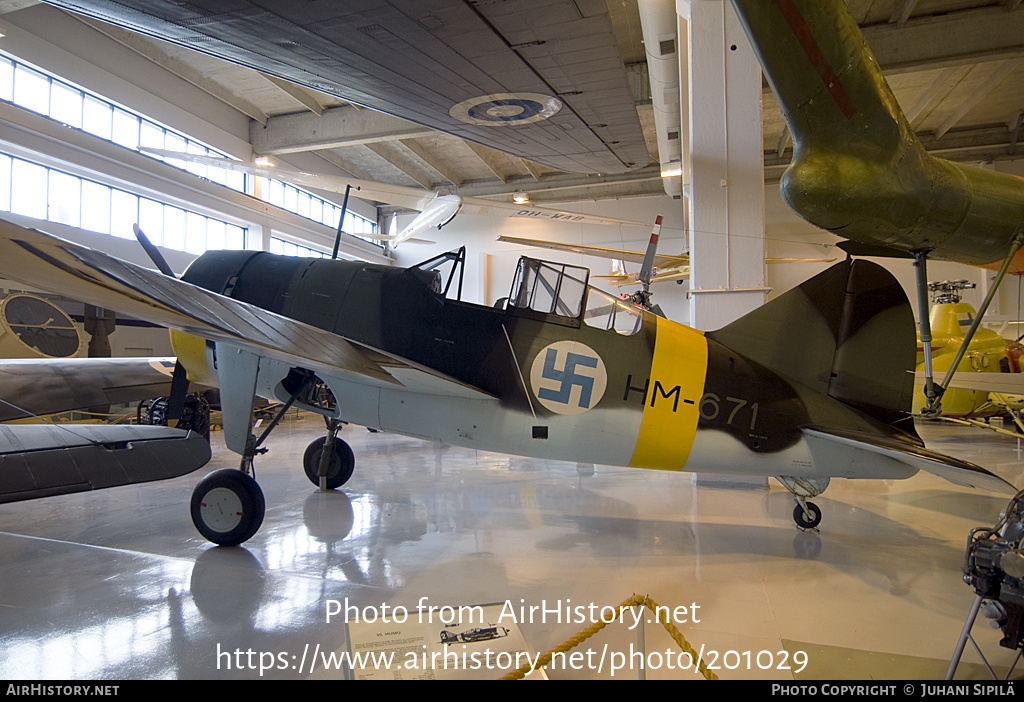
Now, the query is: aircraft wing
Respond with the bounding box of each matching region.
[497,235,688,269]
[914,371,1024,396]
[52,0,649,175]
[802,426,1017,494]
[0,220,424,387]
[0,356,183,422]
[0,219,496,401]
[0,424,210,503]
[142,149,435,212]
[142,149,649,229]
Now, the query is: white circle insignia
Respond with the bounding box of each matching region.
[529,341,608,416]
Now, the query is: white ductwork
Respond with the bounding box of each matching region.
[638,0,684,198]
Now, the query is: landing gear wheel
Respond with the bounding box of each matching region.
[303,436,355,489]
[191,469,265,546]
[793,501,822,529]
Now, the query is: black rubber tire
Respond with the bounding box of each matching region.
[190,469,265,546]
[793,501,822,529]
[302,436,355,489]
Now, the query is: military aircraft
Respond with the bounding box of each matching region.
[728,0,1024,415]
[0,217,1014,545]
[0,287,212,501]
[138,148,650,247]
[35,0,1024,416]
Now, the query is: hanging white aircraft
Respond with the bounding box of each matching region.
[497,236,836,286]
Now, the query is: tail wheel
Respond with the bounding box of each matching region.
[793,501,822,529]
[303,436,355,489]
[191,469,265,546]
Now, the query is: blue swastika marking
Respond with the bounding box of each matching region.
[537,348,599,409]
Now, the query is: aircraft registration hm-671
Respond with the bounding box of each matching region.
[0,217,1014,545]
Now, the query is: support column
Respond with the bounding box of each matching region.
[682,0,765,331]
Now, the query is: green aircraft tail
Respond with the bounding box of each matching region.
[708,259,916,430]
[729,0,1024,266]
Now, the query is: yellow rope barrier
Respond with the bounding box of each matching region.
[499,594,719,680]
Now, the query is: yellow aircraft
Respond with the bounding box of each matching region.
[912,280,1024,419]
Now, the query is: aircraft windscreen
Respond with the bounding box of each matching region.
[583,286,643,335]
[510,258,588,319]
[408,247,465,300]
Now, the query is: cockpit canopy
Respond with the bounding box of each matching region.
[509,256,642,335]
[406,250,644,336]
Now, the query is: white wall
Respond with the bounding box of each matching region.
[392,195,693,321]
[390,157,1024,338]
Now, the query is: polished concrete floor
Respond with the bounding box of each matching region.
[2,413,1024,680]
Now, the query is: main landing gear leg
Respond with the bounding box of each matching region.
[914,251,942,415]
[191,346,268,546]
[777,476,829,530]
[191,424,267,547]
[303,418,355,490]
[191,354,321,547]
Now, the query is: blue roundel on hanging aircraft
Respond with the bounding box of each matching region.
[450,93,563,126]
[529,341,608,416]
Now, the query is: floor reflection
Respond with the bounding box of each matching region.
[0,414,1021,678]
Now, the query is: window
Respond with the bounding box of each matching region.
[48,171,80,227]
[510,258,588,320]
[82,95,113,140]
[269,236,327,258]
[583,287,643,336]
[0,152,249,255]
[81,180,111,234]
[0,51,346,257]
[50,82,82,128]
[14,64,49,115]
[11,159,47,219]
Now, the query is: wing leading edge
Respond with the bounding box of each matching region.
[0,219,493,400]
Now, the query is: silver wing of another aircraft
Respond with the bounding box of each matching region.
[0,356,180,421]
[499,235,836,286]
[0,423,210,503]
[42,0,650,175]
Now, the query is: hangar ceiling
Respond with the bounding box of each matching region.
[4,0,1024,211]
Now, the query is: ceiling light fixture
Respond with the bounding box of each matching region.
[660,163,682,178]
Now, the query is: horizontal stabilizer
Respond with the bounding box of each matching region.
[802,426,1017,494]
[0,424,211,503]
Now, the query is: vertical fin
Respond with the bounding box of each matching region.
[708,259,916,426]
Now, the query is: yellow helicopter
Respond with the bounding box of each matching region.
[913,280,1024,423]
